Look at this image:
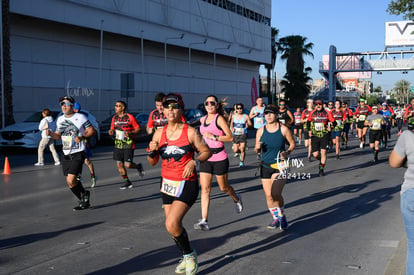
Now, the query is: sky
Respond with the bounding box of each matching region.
[269,0,410,91]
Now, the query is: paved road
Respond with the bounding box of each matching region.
[0,129,407,275]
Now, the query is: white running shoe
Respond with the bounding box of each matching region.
[193,219,210,231]
[34,162,44,166]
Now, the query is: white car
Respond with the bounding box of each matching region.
[0,110,60,149]
[0,110,100,149]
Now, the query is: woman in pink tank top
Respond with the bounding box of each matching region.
[193,95,244,231]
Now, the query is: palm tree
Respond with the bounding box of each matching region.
[264,27,279,104]
[395,79,411,104]
[278,35,314,107]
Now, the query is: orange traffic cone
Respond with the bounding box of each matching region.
[3,156,11,174]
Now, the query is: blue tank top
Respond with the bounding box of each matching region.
[260,125,285,164]
[232,114,248,135]
[253,106,265,129]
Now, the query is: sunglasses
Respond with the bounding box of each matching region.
[279,104,285,106]
[264,111,275,115]
[315,103,323,106]
[236,107,243,110]
[163,103,180,109]
[205,101,217,107]
[60,101,73,107]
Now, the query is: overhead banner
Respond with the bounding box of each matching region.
[385,21,414,47]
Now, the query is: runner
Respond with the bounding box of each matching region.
[395,105,404,135]
[354,98,372,149]
[230,103,252,167]
[254,105,295,230]
[47,96,96,211]
[108,100,144,189]
[341,102,354,149]
[146,93,211,275]
[380,102,393,148]
[301,99,314,161]
[147,92,168,135]
[277,99,294,127]
[249,97,266,130]
[307,99,335,176]
[330,100,347,160]
[365,105,386,163]
[194,95,243,231]
[293,107,303,145]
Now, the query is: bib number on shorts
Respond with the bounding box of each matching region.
[161,178,186,197]
[234,128,244,135]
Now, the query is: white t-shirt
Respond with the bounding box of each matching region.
[56,112,92,155]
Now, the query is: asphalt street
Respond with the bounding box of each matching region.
[0,129,407,275]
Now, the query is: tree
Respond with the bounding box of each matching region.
[394,79,411,104]
[277,35,314,107]
[1,0,14,127]
[387,0,414,20]
[265,27,279,104]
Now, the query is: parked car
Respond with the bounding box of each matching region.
[56,110,101,148]
[0,110,60,149]
[184,108,203,128]
[99,112,150,142]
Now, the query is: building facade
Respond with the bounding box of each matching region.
[10,0,271,121]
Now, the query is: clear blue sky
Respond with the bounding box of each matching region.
[269,0,409,91]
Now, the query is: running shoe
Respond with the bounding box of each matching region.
[73,190,90,211]
[185,250,198,275]
[120,181,133,189]
[175,256,186,274]
[267,218,280,229]
[193,219,210,231]
[235,193,243,214]
[359,142,363,149]
[34,162,44,166]
[54,161,61,166]
[279,215,288,230]
[319,169,325,177]
[398,130,402,136]
[239,161,244,167]
[234,153,239,158]
[336,154,340,160]
[91,177,97,188]
[136,163,145,178]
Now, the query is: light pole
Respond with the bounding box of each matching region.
[236,49,252,100]
[164,34,184,92]
[188,39,207,92]
[213,44,231,93]
[140,30,144,112]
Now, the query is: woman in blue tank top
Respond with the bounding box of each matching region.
[254,105,295,231]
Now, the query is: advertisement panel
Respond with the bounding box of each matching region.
[385,21,414,47]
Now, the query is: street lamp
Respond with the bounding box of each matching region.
[236,49,252,100]
[164,33,185,92]
[188,39,207,92]
[213,44,231,93]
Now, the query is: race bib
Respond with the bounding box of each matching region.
[295,118,302,124]
[234,128,244,135]
[255,117,264,125]
[62,135,73,150]
[371,119,381,130]
[358,115,366,121]
[279,119,286,124]
[314,122,325,131]
[160,178,186,197]
[115,129,125,141]
[270,161,289,171]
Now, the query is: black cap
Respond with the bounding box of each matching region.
[264,105,278,114]
[163,93,184,109]
[59,95,75,104]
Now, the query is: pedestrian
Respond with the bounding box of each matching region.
[389,126,414,275]
[47,96,95,211]
[34,108,60,166]
[249,97,266,130]
[307,99,335,176]
[108,100,144,189]
[73,102,97,187]
[194,95,243,231]
[301,99,314,161]
[365,105,385,163]
[146,92,168,135]
[146,93,211,275]
[254,105,295,230]
[230,103,252,167]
